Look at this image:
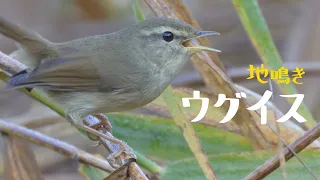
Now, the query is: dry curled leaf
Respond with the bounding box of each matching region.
[2,134,44,180]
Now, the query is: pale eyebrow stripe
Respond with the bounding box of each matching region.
[140,27,188,37]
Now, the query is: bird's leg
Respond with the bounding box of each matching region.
[78,122,131,149]
[77,123,136,168]
[71,113,135,168]
[83,114,112,142]
[88,114,112,147]
[92,113,112,133]
[67,113,136,167]
[86,114,138,168]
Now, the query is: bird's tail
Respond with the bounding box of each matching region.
[6,69,33,91]
[0,16,52,56]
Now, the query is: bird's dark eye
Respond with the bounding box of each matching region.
[162,31,174,42]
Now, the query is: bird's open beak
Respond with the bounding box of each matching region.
[183,31,221,53]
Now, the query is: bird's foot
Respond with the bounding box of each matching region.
[92,113,112,132]
[76,122,136,168]
[83,114,112,141]
[106,141,137,169]
[89,141,102,147]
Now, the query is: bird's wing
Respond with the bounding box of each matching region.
[8,55,119,92]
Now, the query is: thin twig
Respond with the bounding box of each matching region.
[247,82,317,179]
[269,80,287,180]
[236,84,319,177]
[0,51,26,74]
[244,122,320,180]
[265,121,317,179]
[0,118,115,173]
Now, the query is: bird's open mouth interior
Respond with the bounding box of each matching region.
[182,39,221,53]
[182,30,221,52]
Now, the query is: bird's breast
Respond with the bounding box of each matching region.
[137,55,188,103]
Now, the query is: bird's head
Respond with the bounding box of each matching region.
[123,17,220,69]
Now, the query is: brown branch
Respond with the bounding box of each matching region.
[244,122,320,180]
[0,118,115,173]
[129,162,149,180]
[104,159,133,180]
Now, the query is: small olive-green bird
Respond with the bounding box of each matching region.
[1,17,219,152]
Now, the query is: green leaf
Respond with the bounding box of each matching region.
[132,0,145,22]
[77,112,251,178]
[79,156,109,180]
[161,150,320,180]
[232,0,316,128]
[108,113,253,163]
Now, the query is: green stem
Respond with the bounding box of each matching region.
[232,0,316,128]
[135,151,163,174]
[132,0,145,22]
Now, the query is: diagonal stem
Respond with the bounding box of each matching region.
[162,87,218,180]
[0,51,26,75]
[244,122,320,180]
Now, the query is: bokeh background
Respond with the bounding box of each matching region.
[0,0,320,179]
